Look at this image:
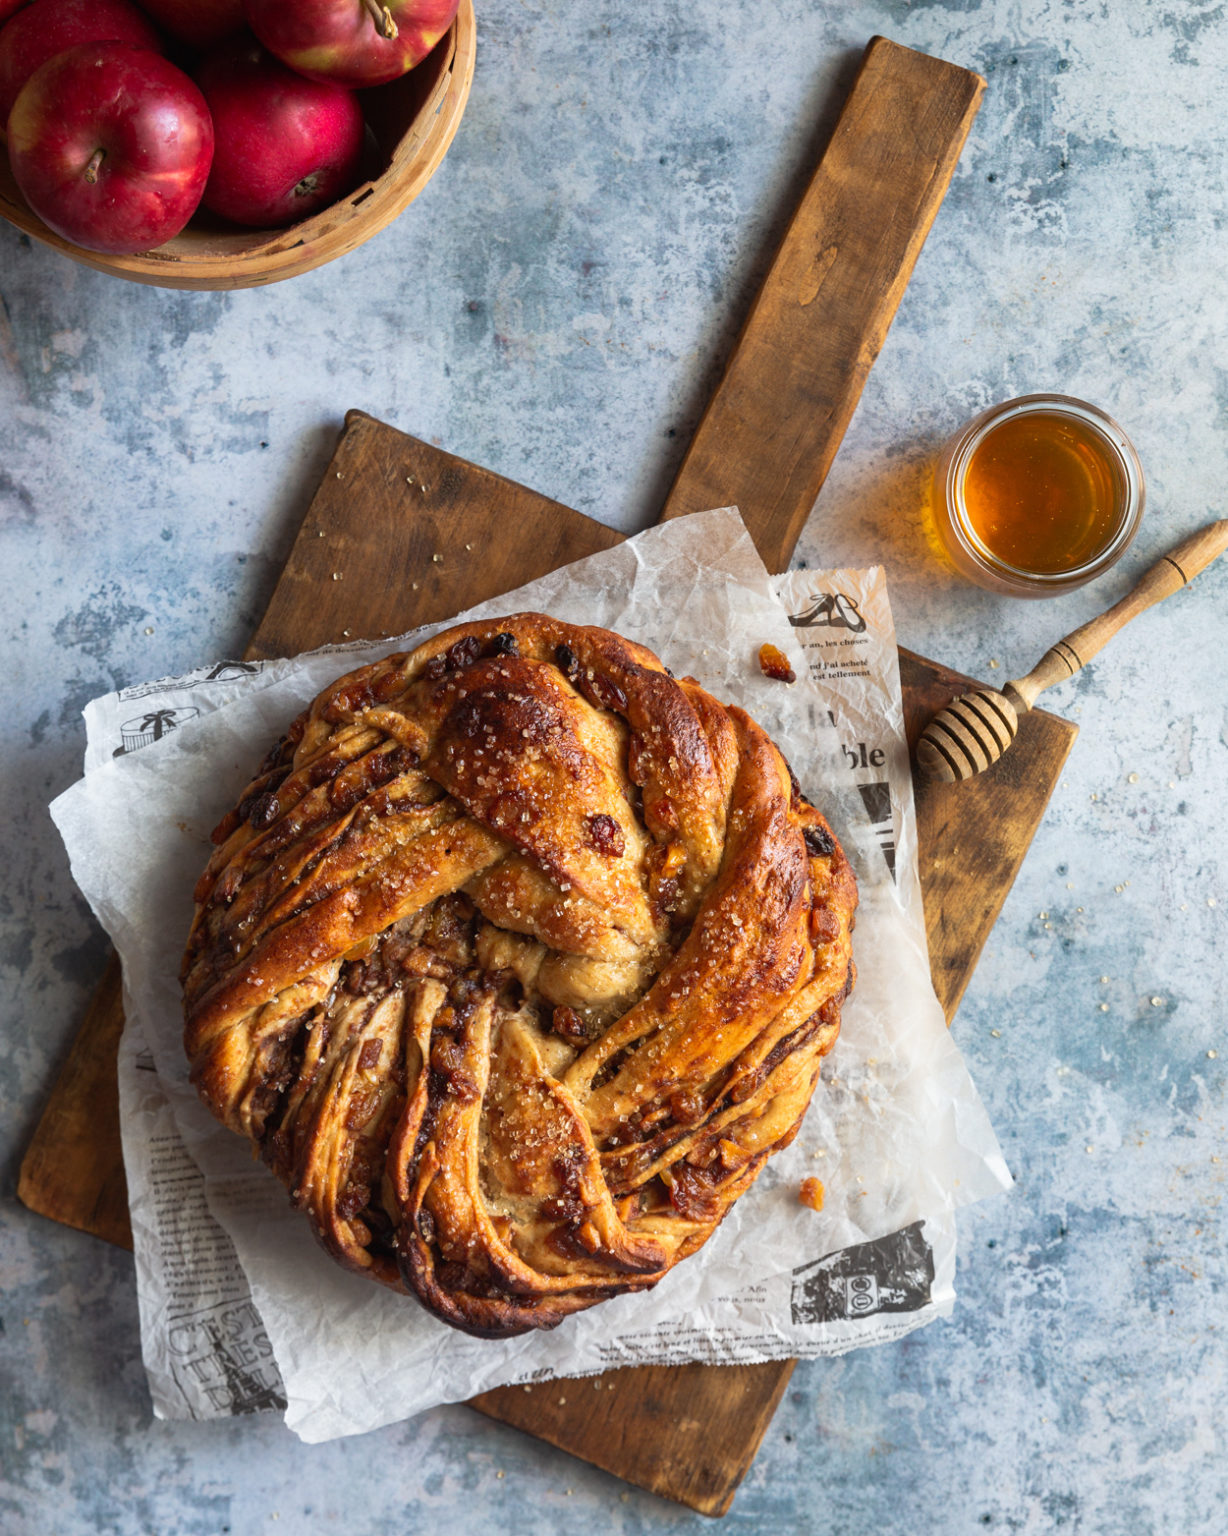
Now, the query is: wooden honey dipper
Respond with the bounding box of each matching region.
[916,518,1228,783]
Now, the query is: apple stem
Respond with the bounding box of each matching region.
[363,0,398,39]
[83,148,106,185]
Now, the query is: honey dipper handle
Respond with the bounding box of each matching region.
[1006,518,1228,712]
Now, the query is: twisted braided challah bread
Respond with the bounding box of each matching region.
[182,614,857,1337]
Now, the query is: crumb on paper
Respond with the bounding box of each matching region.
[758,642,796,684]
[798,1176,825,1211]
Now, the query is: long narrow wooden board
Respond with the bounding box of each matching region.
[661,35,985,570]
[18,37,1059,1518]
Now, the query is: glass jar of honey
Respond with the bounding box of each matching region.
[931,394,1145,597]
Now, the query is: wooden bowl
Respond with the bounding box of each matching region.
[0,2,476,290]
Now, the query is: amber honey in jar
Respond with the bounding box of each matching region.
[932,394,1144,596]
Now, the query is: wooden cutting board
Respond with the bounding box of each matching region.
[19,37,1075,1516]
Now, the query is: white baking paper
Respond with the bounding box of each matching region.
[51,507,1010,1440]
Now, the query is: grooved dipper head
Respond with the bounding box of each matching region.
[915,688,1020,783]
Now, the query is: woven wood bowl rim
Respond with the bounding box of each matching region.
[0,1,476,291]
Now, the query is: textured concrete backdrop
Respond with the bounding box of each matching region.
[2,2,1225,1532]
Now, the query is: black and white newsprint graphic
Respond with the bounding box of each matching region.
[582,1214,955,1373]
[118,1013,288,1421]
[107,663,269,757]
[776,568,916,902]
[82,646,393,776]
[166,1299,286,1417]
[791,1221,935,1327]
[113,707,201,757]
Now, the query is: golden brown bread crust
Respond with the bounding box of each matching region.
[181,613,857,1337]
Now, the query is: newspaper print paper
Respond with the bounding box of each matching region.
[51,508,1010,1439]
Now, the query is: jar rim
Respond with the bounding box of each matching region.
[941,393,1145,592]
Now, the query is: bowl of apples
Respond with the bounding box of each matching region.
[0,0,476,288]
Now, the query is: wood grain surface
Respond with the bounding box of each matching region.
[660,35,985,571]
[899,649,1076,1020]
[248,414,622,660]
[15,38,1059,1519]
[16,952,130,1250]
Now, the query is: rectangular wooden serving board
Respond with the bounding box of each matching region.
[19,38,1075,1517]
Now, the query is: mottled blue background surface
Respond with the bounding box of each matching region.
[2,2,1225,1531]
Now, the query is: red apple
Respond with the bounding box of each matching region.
[242,0,459,88]
[0,0,162,126]
[135,0,244,51]
[195,37,363,227]
[8,41,213,254]
[0,1,31,29]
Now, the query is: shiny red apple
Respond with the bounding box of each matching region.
[0,1,31,29]
[8,41,213,254]
[242,0,459,87]
[0,0,162,126]
[195,37,364,227]
[135,0,244,51]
